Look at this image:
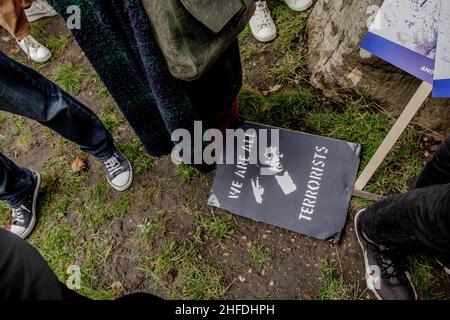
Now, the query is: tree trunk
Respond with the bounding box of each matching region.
[307,0,449,134]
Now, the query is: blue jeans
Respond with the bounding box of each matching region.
[0,51,115,207]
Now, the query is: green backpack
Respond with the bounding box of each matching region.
[142,0,255,81]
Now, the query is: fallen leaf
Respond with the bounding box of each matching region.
[269,84,282,93]
[9,45,21,55]
[71,157,88,173]
[111,281,124,297]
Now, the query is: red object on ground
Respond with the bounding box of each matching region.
[217,96,239,135]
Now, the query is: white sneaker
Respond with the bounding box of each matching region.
[284,0,313,12]
[24,0,58,22]
[249,0,277,43]
[17,35,52,63]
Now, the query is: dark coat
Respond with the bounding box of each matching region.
[48,0,242,160]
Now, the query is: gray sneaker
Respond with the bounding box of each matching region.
[354,209,417,300]
[102,149,133,192]
[10,170,41,239]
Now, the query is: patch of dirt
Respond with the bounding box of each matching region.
[94,155,367,299]
[418,136,442,165]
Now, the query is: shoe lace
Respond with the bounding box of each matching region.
[22,35,40,60]
[254,1,272,30]
[33,0,54,12]
[12,205,28,225]
[374,247,408,286]
[104,154,123,177]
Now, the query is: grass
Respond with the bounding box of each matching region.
[304,101,422,194]
[194,212,233,243]
[239,0,309,86]
[0,111,7,125]
[139,210,168,242]
[45,35,71,56]
[30,221,77,277]
[30,20,46,40]
[143,239,226,300]
[16,126,34,152]
[183,203,233,244]
[119,139,154,175]
[270,1,309,49]
[12,117,28,135]
[176,164,199,183]
[0,201,10,227]
[316,260,354,300]
[51,62,88,93]
[78,188,132,230]
[250,244,272,270]
[101,109,124,133]
[409,257,447,300]
[268,51,307,83]
[238,87,312,130]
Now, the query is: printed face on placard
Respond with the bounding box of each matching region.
[262,147,284,175]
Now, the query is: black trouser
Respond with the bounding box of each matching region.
[0,229,65,299]
[0,228,163,300]
[0,51,115,207]
[361,134,450,260]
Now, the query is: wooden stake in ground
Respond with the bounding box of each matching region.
[354,81,433,192]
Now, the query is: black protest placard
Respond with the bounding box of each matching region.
[208,122,361,243]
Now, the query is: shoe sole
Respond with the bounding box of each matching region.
[32,52,52,63]
[26,12,58,23]
[285,1,313,11]
[108,164,133,192]
[19,171,41,239]
[252,32,277,43]
[354,209,418,300]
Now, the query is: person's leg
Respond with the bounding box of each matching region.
[361,184,450,257]
[0,51,133,191]
[355,183,450,300]
[0,228,162,300]
[0,228,64,300]
[23,0,57,23]
[0,153,40,238]
[0,0,52,63]
[414,134,450,189]
[0,153,34,208]
[0,0,31,40]
[0,51,115,160]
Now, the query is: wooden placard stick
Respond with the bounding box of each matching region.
[354,81,433,192]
